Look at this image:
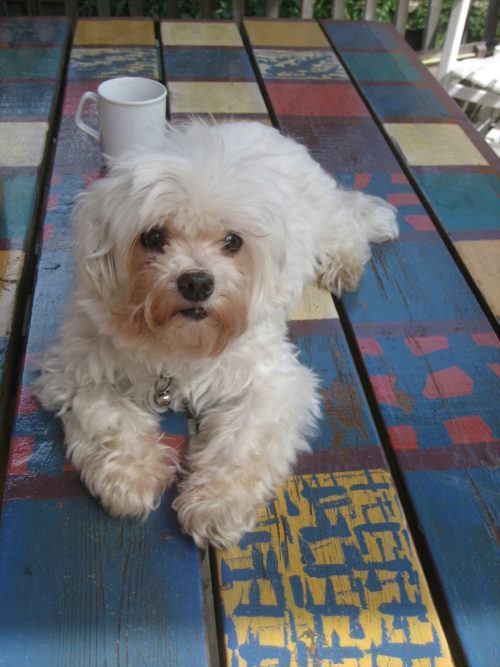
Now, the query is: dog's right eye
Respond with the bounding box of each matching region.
[140,226,165,251]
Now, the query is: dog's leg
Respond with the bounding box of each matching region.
[173,354,319,549]
[316,188,398,295]
[61,385,178,518]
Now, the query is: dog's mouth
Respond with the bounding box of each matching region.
[180,306,208,321]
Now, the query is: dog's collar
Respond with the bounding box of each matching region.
[154,375,172,409]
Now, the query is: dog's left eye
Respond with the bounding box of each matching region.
[140,226,165,251]
[222,232,243,256]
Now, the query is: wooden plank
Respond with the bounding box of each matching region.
[322,20,500,324]
[161,20,269,123]
[284,18,500,667]
[163,18,454,665]
[73,17,155,46]
[218,471,452,666]
[0,17,69,452]
[0,19,210,666]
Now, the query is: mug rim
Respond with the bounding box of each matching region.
[97,76,167,106]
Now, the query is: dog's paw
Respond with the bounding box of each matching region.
[361,194,399,243]
[173,480,257,549]
[81,437,179,520]
[98,464,177,520]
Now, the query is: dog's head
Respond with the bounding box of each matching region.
[74,122,297,359]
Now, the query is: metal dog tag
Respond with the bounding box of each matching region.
[154,376,172,409]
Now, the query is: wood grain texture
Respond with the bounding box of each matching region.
[0,17,69,449]
[322,20,500,324]
[244,19,330,47]
[454,240,500,316]
[162,20,269,123]
[161,20,243,46]
[384,122,489,166]
[0,251,24,339]
[245,17,499,666]
[217,472,453,666]
[73,18,156,46]
[287,283,339,321]
[0,494,206,667]
[0,121,49,167]
[0,19,210,667]
[160,19,453,666]
[167,81,268,115]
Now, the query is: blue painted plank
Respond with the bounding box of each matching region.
[406,468,500,667]
[0,494,206,667]
[339,52,425,83]
[0,48,64,79]
[163,46,255,80]
[416,172,500,236]
[0,16,69,46]
[362,84,450,119]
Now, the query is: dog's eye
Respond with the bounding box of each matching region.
[222,232,243,256]
[140,226,165,251]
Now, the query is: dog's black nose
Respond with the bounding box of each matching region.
[177,270,214,302]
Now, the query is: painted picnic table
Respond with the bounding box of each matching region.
[0,16,69,451]
[0,16,498,667]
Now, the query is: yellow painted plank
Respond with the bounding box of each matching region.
[168,81,268,115]
[244,19,330,48]
[217,471,454,666]
[287,282,339,320]
[74,19,155,46]
[0,251,24,337]
[0,122,48,168]
[161,21,243,47]
[455,239,500,317]
[384,123,489,167]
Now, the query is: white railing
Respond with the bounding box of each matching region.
[2,0,498,54]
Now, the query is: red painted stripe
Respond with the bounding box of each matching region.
[7,437,34,475]
[398,441,500,470]
[388,424,418,450]
[265,82,370,117]
[404,214,435,231]
[387,192,420,206]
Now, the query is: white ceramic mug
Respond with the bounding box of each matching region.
[75,77,167,162]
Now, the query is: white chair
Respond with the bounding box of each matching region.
[437,0,500,150]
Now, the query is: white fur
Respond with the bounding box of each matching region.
[35,120,398,548]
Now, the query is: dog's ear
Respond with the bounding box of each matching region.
[73,183,120,303]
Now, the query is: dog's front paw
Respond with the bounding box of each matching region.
[173,478,258,549]
[81,438,179,520]
[97,464,177,520]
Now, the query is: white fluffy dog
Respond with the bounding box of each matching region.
[36,121,398,548]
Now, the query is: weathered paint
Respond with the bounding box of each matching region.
[162,21,269,123]
[245,17,499,666]
[217,472,453,667]
[0,19,209,666]
[0,17,69,446]
[322,20,500,322]
[161,19,453,666]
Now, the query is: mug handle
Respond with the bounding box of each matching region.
[75,91,100,142]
